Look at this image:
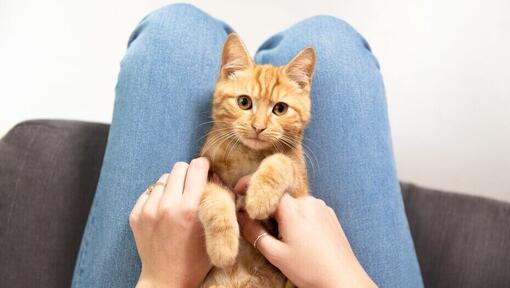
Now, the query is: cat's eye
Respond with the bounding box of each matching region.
[237,95,252,110]
[272,102,288,116]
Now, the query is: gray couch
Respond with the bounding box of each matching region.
[1,120,509,288]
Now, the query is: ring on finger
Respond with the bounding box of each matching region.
[253,232,269,249]
[146,182,166,194]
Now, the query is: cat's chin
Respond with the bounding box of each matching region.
[240,137,273,151]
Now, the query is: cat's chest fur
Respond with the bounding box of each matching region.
[202,140,271,188]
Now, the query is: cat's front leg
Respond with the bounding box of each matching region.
[199,182,239,268]
[245,153,296,220]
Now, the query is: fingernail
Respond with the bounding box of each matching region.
[234,182,246,193]
[192,157,209,169]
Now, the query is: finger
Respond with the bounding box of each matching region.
[238,211,287,264]
[142,173,169,216]
[182,157,210,208]
[328,206,344,230]
[274,193,298,223]
[161,162,189,206]
[234,174,252,194]
[211,173,222,185]
[328,207,337,220]
[129,190,150,225]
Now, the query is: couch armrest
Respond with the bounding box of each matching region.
[401,183,510,287]
[0,120,109,288]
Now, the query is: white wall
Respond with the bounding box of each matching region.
[1,0,509,201]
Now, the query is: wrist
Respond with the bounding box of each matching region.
[332,267,377,288]
[136,272,203,288]
[136,278,167,288]
[136,273,175,288]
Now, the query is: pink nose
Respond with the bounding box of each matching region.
[252,124,266,135]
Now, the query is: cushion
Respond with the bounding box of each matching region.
[401,183,510,287]
[0,120,108,288]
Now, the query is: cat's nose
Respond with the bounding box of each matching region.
[251,124,266,135]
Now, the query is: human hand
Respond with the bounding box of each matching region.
[129,158,212,288]
[235,177,377,288]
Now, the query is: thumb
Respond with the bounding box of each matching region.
[274,193,298,223]
[234,174,252,194]
[237,211,287,264]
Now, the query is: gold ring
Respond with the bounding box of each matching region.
[146,182,166,194]
[253,232,269,249]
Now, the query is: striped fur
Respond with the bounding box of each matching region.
[199,34,315,288]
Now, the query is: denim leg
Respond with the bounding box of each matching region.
[255,16,423,287]
[71,4,232,287]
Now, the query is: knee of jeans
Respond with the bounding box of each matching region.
[299,15,363,45]
[293,15,377,70]
[128,3,229,47]
[147,3,209,24]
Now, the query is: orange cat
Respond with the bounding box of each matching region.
[199,33,315,288]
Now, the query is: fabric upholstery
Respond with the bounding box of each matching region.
[401,183,510,287]
[0,120,509,287]
[0,120,108,288]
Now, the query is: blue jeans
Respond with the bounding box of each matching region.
[71,4,423,287]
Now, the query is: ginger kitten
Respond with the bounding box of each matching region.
[199,33,315,288]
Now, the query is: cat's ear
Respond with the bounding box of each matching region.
[221,33,254,79]
[284,47,316,89]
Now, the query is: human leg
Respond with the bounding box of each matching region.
[255,16,423,287]
[71,4,232,287]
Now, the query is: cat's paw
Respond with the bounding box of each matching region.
[206,228,239,268]
[245,173,284,220]
[199,184,239,268]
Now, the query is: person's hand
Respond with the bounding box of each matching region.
[235,177,377,288]
[129,158,212,288]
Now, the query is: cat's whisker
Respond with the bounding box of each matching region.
[269,137,280,154]
[196,120,216,127]
[302,136,321,149]
[213,134,238,163]
[273,136,287,155]
[303,150,317,178]
[224,137,240,162]
[197,128,235,146]
[302,137,322,163]
[303,137,323,174]
[278,135,298,149]
[202,131,236,162]
[302,143,320,177]
[295,137,320,177]
[201,131,237,157]
[196,120,232,129]
[275,141,284,154]
[197,129,220,143]
[283,135,319,177]
[205,132,236,152]
[223,136,237,161]
[198,131,231,145]
[277,135,318,177]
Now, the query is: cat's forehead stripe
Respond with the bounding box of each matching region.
[253,66,280,101]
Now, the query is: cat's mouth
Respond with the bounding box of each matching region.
[239,134,273,150]
[247,136,266,143]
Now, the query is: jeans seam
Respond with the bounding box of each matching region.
[72,205,96,287]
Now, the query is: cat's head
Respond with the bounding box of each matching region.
[212,33,316,151]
